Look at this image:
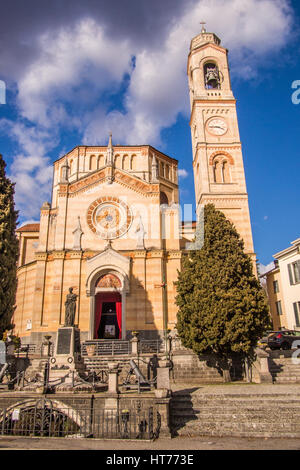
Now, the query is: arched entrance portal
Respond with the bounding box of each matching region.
[95,292,122,339]
[94,273,123,340]
[86,247,130,340]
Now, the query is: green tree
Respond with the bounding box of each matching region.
[0,154,19,337]
[175,204,270,377]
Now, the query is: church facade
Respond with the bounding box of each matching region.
[13,28,256,344]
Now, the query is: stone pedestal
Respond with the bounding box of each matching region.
[252,348,273,383]
[157,367,170,391]
[108,363,119,394]
[50,327,84,385]
[154,397,171,438]
[131,337,139,356]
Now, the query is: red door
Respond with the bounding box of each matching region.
[95,293,122,339]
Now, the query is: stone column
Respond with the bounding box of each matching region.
[156,359,170,391]
[107,362,119,394]
[130,332,140,356]
[154,397,171,438]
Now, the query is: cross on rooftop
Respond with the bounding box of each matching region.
[200,21,206,33]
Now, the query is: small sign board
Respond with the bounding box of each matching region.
[12,409,20,421]
[0,341,6,364]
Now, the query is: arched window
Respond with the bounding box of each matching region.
[89,155,97,171]
[98,154,105,169]
[114,154,121,168]
[212,157,230,183]
[160,192,169,205]
[122,155,129,170]
[204,62,220,90]
[222,161,230,183]
[213,159,222,183]
[131,155,137,170]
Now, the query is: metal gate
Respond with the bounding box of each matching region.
[0,399,160,440]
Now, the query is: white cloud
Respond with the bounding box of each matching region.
[178,169,189,179]
[83,0,293,143]
[259,261,275,275]
[18,18,132,127]
[1,121,55,219]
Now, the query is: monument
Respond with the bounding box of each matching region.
[52,289,84,380]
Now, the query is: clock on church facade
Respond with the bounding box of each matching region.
[87,196,133,240]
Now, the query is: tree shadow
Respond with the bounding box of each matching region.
[204,353,244,382]
[125,274,159,341]
[170,387,201,437]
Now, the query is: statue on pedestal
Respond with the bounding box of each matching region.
[64,288,77,327]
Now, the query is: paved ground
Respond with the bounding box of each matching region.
[0,435,299,450]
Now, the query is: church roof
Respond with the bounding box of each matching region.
[16,223,40,233]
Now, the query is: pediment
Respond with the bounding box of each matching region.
[68,167,158,197]
[86,246,131,295]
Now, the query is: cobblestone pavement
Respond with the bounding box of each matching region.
[0,435,300,450]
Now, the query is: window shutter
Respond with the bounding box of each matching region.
[295,261,300,283]
[293,302,300,327]
[276,301,282,316]
[288,264,294,285]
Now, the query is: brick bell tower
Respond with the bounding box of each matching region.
[188,24,256,268]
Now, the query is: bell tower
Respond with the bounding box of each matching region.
[188,25,256,264]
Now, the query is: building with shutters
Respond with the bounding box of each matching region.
[262,239,300,331]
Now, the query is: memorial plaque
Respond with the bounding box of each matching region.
[56,328,72,355]
[0,341,6,364]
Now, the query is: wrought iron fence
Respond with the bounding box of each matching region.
[16,343,54,357]
[138,339,165,354]
[0,399,160,440]
[82,340,132,356]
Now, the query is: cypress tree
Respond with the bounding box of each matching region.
[0,154,19,337]
[175,204,270,375]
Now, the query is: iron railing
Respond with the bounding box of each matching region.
[0,399,160,440]
[82,340,132,356]
[16,343,54,357]
[138,340,165,355]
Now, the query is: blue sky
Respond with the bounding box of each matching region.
[0,0,299,267]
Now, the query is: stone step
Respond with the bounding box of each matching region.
[172,419,300,430]
[173,427,300,439]
[173,419,300,429]
[269,366,300,371]
[171,404,300,413]
[171,396,300,404]
[171,409,300,424]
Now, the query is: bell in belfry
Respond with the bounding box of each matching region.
[204,63,220,90]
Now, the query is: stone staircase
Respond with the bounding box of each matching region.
[170,387,300,438]
[268,350,300,383]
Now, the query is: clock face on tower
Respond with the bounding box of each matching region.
[206,118,228,136]
[87,197,133,239]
